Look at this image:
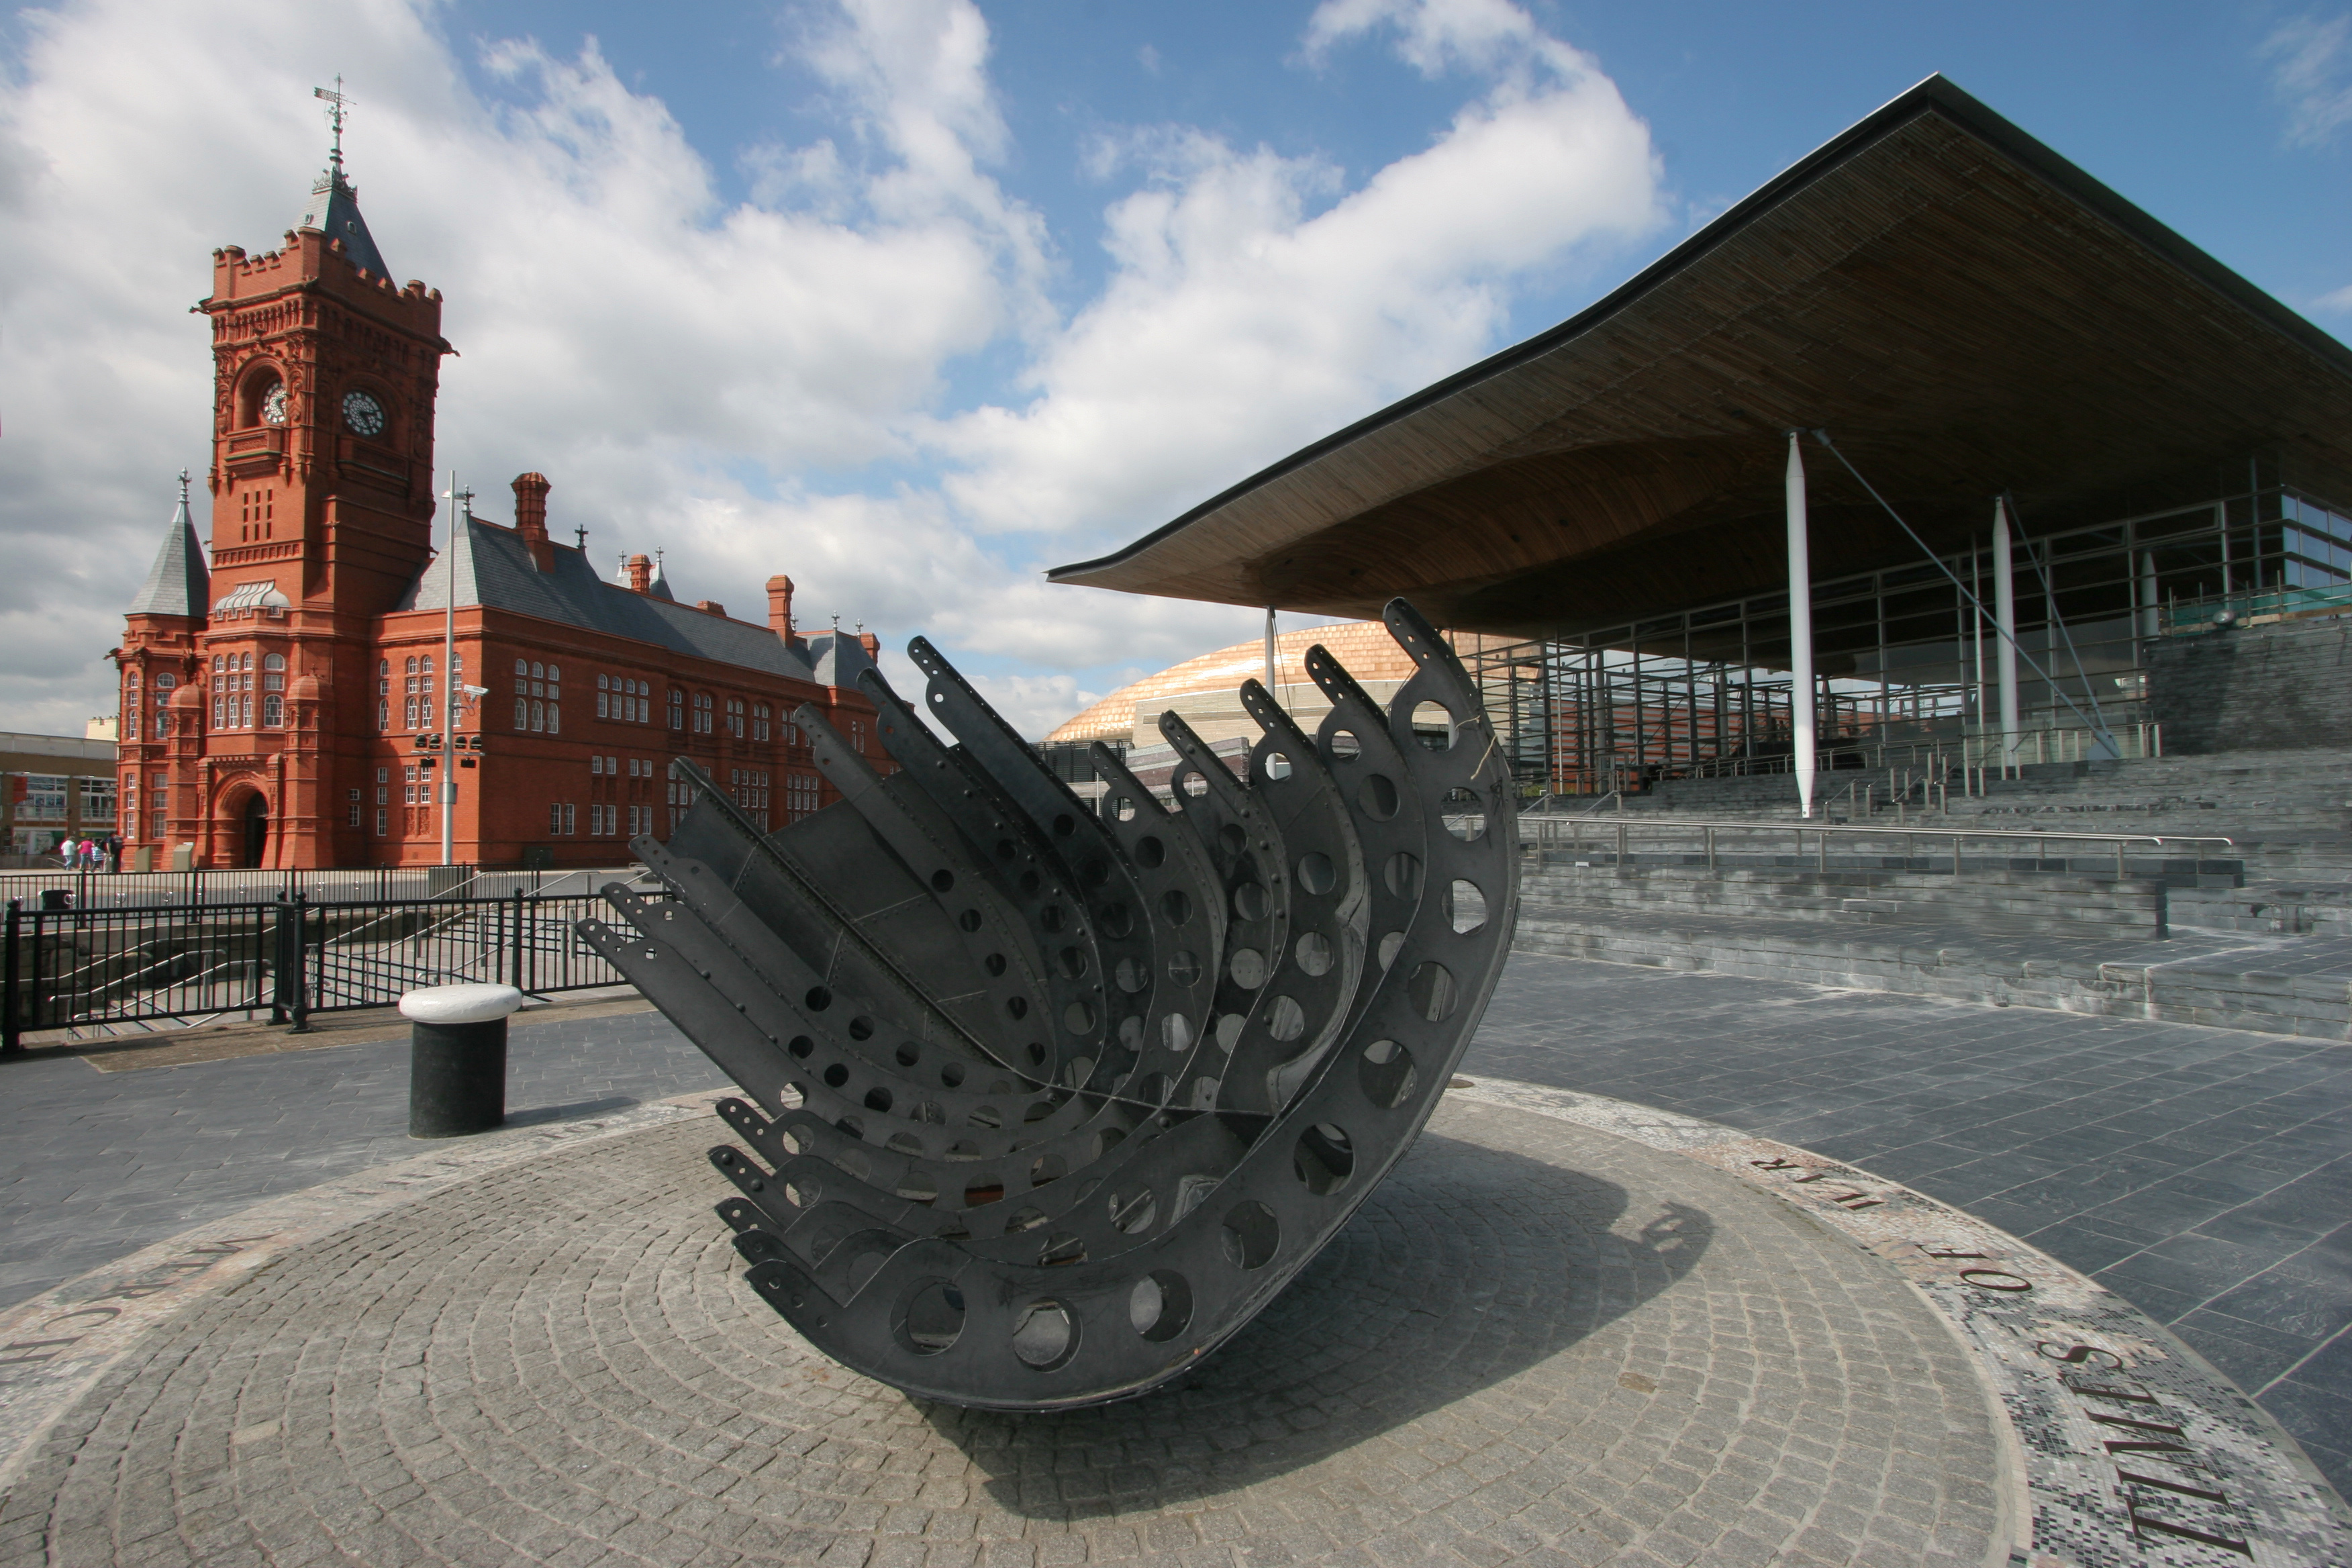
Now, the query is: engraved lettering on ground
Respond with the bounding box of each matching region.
[1747,1155,1883,1209]
[0,1236,277,1385]
[2036,1342,2256,1559]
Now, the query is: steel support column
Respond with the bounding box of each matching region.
[1993,498,2020,768]
[1786,434,1816,818]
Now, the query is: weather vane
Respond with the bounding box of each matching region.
[314,77,352,170]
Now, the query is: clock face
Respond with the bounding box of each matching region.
[342,389,387,438]
[260,383,289,426]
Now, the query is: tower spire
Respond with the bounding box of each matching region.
[315,77,350,175]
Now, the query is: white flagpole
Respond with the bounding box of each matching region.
[442,473,457,867]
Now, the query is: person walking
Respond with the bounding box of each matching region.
[105,834,124,873]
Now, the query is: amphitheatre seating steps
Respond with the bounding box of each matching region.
[1510,898,2352,1040]
[1520,862,2168,935]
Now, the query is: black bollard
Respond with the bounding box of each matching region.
[400,984,524,1138]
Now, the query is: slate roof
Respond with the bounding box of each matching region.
[126,492,210,618]
[397,516,874,688]
[296,165,391,278]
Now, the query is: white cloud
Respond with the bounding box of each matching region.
[0,0,1658,739]
[2318,281,2352,312]
[2261,12,2352,147]
[932,0,1662,539]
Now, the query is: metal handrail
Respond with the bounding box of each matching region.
[1520,813,2236,879]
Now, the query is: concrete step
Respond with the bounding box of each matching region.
[1509,903,2352,1040]
[1521,863,2168,934]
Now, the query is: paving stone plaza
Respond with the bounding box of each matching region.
[1,959,2344,1566]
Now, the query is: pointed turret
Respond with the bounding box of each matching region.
[127,479,210,618]
[647,551,675,602]
[295,162,390,277]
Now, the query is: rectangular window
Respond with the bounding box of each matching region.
[348,803,361,828]
[375,807,388,835]
[17,775,67,821]
[152,808,168,838]
[79,778,117,825]
[591,754,604,776]
[563,802,576,836]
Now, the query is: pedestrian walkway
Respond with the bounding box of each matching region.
[1462,954,2352,1498]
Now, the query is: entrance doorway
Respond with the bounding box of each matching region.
[240,794,269,868]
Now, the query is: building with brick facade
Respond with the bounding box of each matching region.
[111,143,883,870]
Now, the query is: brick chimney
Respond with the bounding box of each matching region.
[624,553,652,594]
[767,575,797,644]
[857,632,881,662]
[696,600,727,618]
[511,473,554,572]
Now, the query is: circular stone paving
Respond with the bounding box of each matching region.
[0,1097,2008,1567]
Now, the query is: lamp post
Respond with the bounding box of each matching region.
[436,475,467,868]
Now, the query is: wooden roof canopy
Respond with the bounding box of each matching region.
[1045,76,2352,641]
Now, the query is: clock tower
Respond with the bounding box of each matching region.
[144,121,454,869]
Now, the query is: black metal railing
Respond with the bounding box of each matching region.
[1,885,656,1050]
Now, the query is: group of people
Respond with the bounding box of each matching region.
[55,835,124,873]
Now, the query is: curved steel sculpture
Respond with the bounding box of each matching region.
[581,599,1518,1410]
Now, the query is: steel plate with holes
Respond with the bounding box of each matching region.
[579,599,1518,1410]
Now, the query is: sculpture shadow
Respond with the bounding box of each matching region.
[918,1129,1712,1518]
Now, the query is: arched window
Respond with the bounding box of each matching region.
[546,701,560,735]
[262,694,283,727]
[515,697,530,730]
[596,673,610,720]
[693,692,714,734]
[669,689,684,730]
[532,700,545,732]
[514,658,529,696]
[752,703,769,742]
[262,653,284,671]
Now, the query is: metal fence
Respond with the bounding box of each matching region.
[0,863,644,912]
[1,885,652,1049]
[1521,813,2237,880]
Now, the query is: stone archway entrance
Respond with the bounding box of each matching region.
[240,793,269,868]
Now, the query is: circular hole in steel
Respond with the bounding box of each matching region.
[1220,1201,1279,1271]
[959,908,983,933]
[1109,1187,1157,1234]
[1031,1153,1066,1186]
[1444,878,1488,934]
[1263,752,1291,781]
[1161,889,1192,926]
[1100,901,1134,937]
[1041,904,1065,933]
[1019,870,1040,896]
[1293,930,1334,977]
[1081,859,1110,888]
[1383,852,1422,901]
[968,1104,1003,1130]
[1410,701,1455,750]
[984,952,1007,977]
[1011,1300,1079,1370]
[864,1086,893,1113]
[1293,1122,1355,1195]
[1063,1000,1096,1034]
[1064,1057,1095,1089]
[1232,882,1268,921]
[787,1035,814,1059]
[1006,1206,1048,1233]
[1377,930,1405,970]
[930,869,955,893]
[1167,949,1202,985]
[1161,1012,1195,1052]
[1115,796,1138,823]
[1214,1012,1244,1052]
[1361,1038,1418,1108]
[1038,1234,1085,1267]
[1325,730,1361,761]
[892,1163,933,1197]
[898,1281,965,1355]
[1265,995,1306,1042]
[939,1061,967,1089]
[1227,947,1267,989]
[1114,957,1147,994]
[895,1041,920,1067]
[1091,1126,1124,1159]
[1136,835,1165,868]
[1136,1073,1173,1106]
[1130,1271,1192,1341]
[1058,946,1087,978]
[1219,824,1246,856]
[804,985,833,1012]
[1297,852,1336,895]
[1357,774,1399,820]
[1408,961,1459,1022]
[1006,996,1029,1020]
[822,1063,850,1089]
[1440,786,1487,842]
[1053,814,1075,837]
[847,1016,875,1041]
[963,1176,1004,1208]
[1179,773,1209,798]
[784,1179,819,1209]
[995,838,1016,861]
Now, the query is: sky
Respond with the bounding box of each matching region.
[0,0,2346,740]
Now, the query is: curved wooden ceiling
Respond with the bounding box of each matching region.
[1047,77,2352,641]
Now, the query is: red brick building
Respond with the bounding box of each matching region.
[111,145,883,869]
